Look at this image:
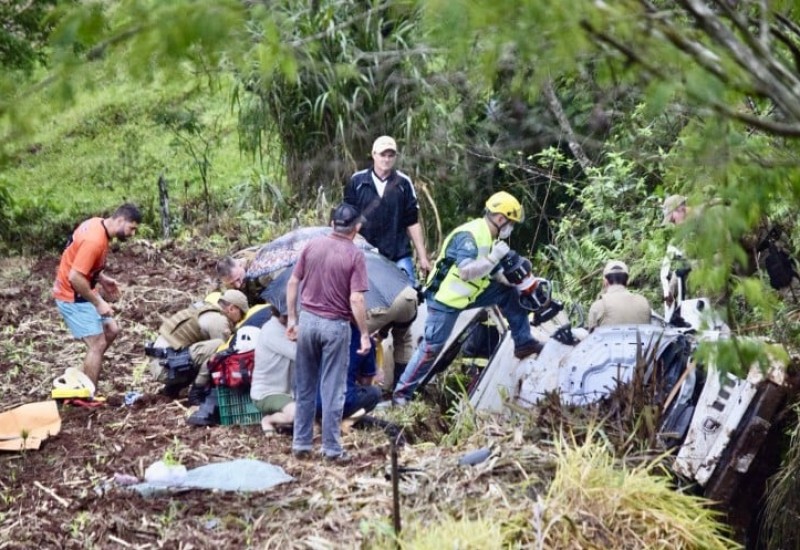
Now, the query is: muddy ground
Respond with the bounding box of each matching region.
[0,240,442,549]
[0,239,796,549]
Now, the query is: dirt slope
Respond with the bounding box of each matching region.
[0,241,409,549]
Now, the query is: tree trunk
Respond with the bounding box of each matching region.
[543,81,593,174]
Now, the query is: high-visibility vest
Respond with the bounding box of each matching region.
[159,303,222,349]
[430,218,493,309]
[215,304,271,353]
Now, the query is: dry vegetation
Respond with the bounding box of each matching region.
[0,240,739,549]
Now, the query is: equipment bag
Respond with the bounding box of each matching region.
[758,226,799,290]
[164,348,195,380]
[764,242,799,290]
[208,349,255,389]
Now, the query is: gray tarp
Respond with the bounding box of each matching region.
[246,226,374,282]
[130,459,294,497]
[262,249,410,312]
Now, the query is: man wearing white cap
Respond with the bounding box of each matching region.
[344,135,431,285]
[587,260,652,331]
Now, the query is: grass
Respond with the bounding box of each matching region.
[362,420,739,550]
[2,70,287,252]
[762,403,800,548]
[401,517,505,550]
[540,428,740,549]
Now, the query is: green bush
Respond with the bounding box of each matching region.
[2,74,277,252]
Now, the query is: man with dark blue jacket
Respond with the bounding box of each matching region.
[345,136,431,285]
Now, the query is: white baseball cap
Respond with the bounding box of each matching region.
[372,135,397,154]
[603,260,629,277]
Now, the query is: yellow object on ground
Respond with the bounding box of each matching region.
[51,387,92,399]
[52,367,96,398]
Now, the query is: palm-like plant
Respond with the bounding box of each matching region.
[237,0,433,198]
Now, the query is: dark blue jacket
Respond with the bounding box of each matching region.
[344,168,419,262]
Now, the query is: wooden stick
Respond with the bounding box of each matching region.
[107,535,132,548]
[157,173,171,239]
[391,435,402,546]
[33,481,69,508]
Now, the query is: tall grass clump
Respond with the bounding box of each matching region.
[538,429,739,549]
[237,0,433,197]
[400,517,504,550]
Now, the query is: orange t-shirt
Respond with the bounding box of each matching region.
[52,218,110,303]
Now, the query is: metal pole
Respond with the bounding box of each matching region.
[391,434,401,547]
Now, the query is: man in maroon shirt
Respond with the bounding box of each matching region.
[286,203,371,463]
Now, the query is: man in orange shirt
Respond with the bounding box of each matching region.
[53,204,142,386]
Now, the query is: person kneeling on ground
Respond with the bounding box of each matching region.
[149,289,249,403]
[216,251,271,306]
[366,280,419,390]
[317,324,382,420]
[251,301,296,436]
[252,305,380,436]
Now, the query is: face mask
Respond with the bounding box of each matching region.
[498,224,514,240]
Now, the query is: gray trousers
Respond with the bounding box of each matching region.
[292,310,350,457]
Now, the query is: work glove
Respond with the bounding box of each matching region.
[487,241,510,264]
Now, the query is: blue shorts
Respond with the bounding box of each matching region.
[56,300,110,339]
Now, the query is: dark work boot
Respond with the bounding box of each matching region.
[187,389,219,427]
[514,339,544,359]
[187,383,210,406]
[160,383,183,399]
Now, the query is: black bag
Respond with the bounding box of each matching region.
[758,227,799,290]
[764,244,798,290]
[163,348,195,380]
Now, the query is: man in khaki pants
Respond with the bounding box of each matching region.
[367,286,418,388]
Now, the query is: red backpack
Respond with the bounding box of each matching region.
[208,349,255,389]
[207,305,272,388]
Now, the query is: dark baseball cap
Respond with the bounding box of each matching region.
[331,203,365,228]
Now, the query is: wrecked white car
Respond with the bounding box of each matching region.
[411,297,793,506]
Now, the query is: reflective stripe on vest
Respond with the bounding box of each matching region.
[215,304,271,353]
[159,303,221,349]
[432,218,493,309]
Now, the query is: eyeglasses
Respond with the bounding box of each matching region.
[379,151,397,158]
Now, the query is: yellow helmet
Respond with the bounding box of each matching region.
[485,191,524,223]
